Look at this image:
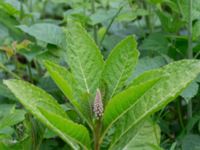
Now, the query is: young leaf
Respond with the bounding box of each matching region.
[101,36,139,101]
[3,79,79,149]
[64,22,104,96]
[44,60,93,128]
[39,107,91,150]
[104,60,200,149]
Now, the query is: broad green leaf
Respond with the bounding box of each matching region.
[102,36,139,101]
[3,79,67,118]
[123,120,161,150]
[0,109,26,130]
[105,60,200,149]
[39,107,91,150]
[44,61,93,128]
[0,104,25,131]
[64,22,104,96]
[18,23,66,47]
[103,78,160,128]
[3,79,80,149]
[44,61,74,101]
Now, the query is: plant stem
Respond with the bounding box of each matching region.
[188,0,193,59]
[19,0,24,20]
[142,0,153,33]
[176,0,184,18]
[94,119,101,150]
[194,50,200,58]
[0,63,20,79]
[177,99,184,130]
[91,0,98,44]
[27,62,33,83]
[29,0,33,12]
[99,7,123,46]
[187,0,193,119]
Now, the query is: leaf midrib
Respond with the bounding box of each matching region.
[77,54,90,93]
[108,52,129,99]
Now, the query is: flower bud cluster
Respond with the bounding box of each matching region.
[93,89,103,119]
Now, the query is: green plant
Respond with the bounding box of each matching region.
[4,23,200,150]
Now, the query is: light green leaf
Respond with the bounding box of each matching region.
[103,78,160,129]
[44,60,93,128]
[0,109,26,130]
[18,23,66,47]
[64,22,104,96]
[102,36,139,101]
[44,61,74,101]
[123,120,161,150]
[39,107,91,150]
[105,60,200,149]
[0,104,25,130]
[3,79,67,118]
[3,79,80,149]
